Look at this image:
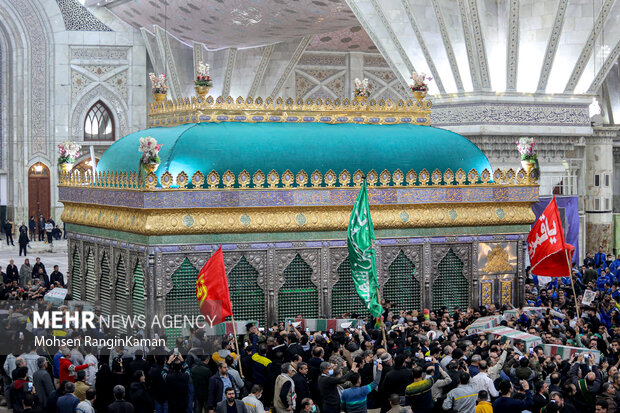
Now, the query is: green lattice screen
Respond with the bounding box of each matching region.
[432,249,468,312]
[85,250,96,304]
[384,251,420,311]
[71,249,82,300]
[331,257,369,318]
[226,256,265,324]
[278,254,319,320]
[116,257,128,334]
[132,262,146,320]
[100,254,112,317]
[165,258,200,341]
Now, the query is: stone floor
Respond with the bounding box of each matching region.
[0,238,68,274]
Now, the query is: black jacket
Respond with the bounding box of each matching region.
[381,367,413,397]
[191,363,212,402]
[208,374,239,410]
[107,400,134,413]
[146,364,168,403]
[129,382,153,413]
[293,372,310,408]
[6,265,19,283]
[50,272,64,287]
[317,371,353,409]
[32,262,46,277]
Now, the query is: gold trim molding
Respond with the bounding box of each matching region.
[147,95,432,127]
[59,167,537,189]
[61,202,535,236]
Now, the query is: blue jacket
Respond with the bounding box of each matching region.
[57,394,80,413]
[595,252,607,268]
[597,275,611,291]
[610,260,620,274]
[52,351,62,379]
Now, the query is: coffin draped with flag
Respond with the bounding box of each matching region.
[527,197,574,277]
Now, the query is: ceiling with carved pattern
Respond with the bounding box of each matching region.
[90,0,361,49]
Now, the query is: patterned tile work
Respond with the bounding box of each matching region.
[59,186,539,209]
[56,0,112,31]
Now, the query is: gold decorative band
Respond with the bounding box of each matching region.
[59,167,537,189]
[147,95,432,127]
[61,202,536,236]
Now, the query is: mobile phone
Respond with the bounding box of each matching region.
[329,328,333,334]
[288,320,292,326]
[154,333,159,339]
[174,348,179,355]
[322,334,327,339]
[258,327,265,332]
[305,327,310,333]
[27,382,33,392]
[244,342,248,348]
[584,354,590,359]
[19,332,23,339]
[358,324,362,330]
[229,333,233,339]
[377,359,382,364]
[529,348,534,354]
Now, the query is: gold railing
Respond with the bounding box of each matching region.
[59,167,537,190]
[147,95,432,126]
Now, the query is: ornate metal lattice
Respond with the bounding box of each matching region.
[278,254,318,320]
[331,257,368,318]
[384,251,420,311]
[71,249,82,300]
[226,257,265,324]
[115,257,128,334]
[165,258,200,341]
[100,253,112,317]
[85,250,96,304]
[132,262,146,319]
[432,249,468,312]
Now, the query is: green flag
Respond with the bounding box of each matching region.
[347,180,383,318]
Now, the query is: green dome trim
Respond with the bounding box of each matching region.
[96,122,492,186]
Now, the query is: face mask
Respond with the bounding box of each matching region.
[311,406,316,413]
[328,369,334,375]
[257,394,262,399]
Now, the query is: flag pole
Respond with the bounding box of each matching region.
[565,249,580,319]
[229,312,244,378]
[375,287,387,347]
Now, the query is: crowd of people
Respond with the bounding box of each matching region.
[0,256,65,300]
[1,216,65,256]
[0,249,620,413]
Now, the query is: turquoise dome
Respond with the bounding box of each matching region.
[96,122,491,184]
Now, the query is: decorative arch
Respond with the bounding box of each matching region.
[84,247,97,303]
[100,252,112,316]
[432,248,469,311]
[331,255,369,318]
[84,100,115,141]
[71,84,128,141]
[278,254,319,320]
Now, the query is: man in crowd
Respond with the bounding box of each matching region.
[215,388,247,413]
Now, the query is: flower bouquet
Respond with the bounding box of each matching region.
[139,136,163,174]
[353,78,371,100]
[57,141,82,172]
[149,72,168,102]
[516,137,539,181]
[194,61,213,101]
[410,72,432,101]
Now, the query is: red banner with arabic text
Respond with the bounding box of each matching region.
[527,196,574,277]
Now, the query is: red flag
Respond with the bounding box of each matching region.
[527,196,575,277]
[196,247,232,323]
